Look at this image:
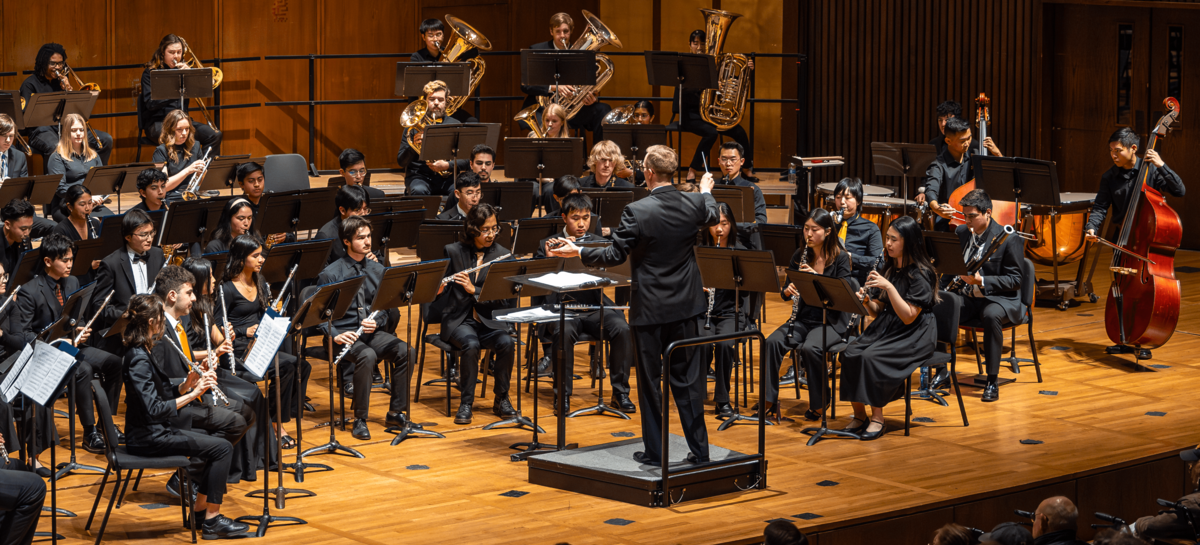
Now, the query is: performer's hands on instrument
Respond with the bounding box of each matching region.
[431,160,450,172]
[933,202,956,219]
[73,326,92,346]
[798,262,815,274]
[182,368,202,393]
[215,336,233,358]
[582,91,598,106]
[334,330,359,346]
[1085,229,1099,242]
[454,271,476,295]
[196,370,219,395]
[982,137,1003,157]
[362,317,377,335]
[544,236,576,256]
[547,238,581,258]
[553,85,576,99]
[864,269,893,295]
[699,172,715,193]
[616,166,634,179]
[784,283,798,298]
[1145,149,1165,168]
[957,271,984,286]
[184,160,206,176]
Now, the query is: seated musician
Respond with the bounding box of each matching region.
[717,142,767,249]
[928,100,966,157]
[0,199,32,274]
[153,109,207,204]
[0,261,56,480]
[470,144,498,183]
[339,148,385,200]
[49,185,101,283]
[120,294,247,539]
[12,234,123,457]
[0,399,47,545]
[698,203,752,420]
[839,216,938,440]
[150,265,257,489]
[677,30,753,183]
[922,116,1002,230]
[47,113,112,221]
[580,140,634,190]
[219,235,301,447]
[206,198,258,254]
[612,100,655,185]
[92,209,165,354]
[939,189,1023,402]
[433,203,517,425]
[532,193,635,414]
[396,80,461,197]
[235,162,266,212]
[315,216,411,440]
[314,185,373,265]
[1,114,29,181]
[137,34,222,153]
[832,177,884,290]
[761,208,852,421]
[19,43,114,164]
[131,168,169,213]
[545,175,581,218]
[411,18,478,124]
[531,103,571,210]
[520,12,612,142]
[437,171,481,221]
[1084,127,1185,358]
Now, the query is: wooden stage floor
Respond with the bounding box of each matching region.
[32,248,1200,545]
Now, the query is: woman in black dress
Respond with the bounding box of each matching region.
[46,113,112,221]
[760,208,853,421]
[698,202,751,419]
[137,34,221,154]
[50,184,101,283]
[219,235,302,449]
[839,216,938,440]
[152,109,206,204]
[205,198,258,254]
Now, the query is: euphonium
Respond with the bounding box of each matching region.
[513,104,546,137]
[602,104,634,125]
[440,15,492,116]
[399,100,447,177]
[537,10,622,120]
[699,9,751,131]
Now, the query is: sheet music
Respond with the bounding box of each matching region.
[0,343,35,403]
[17,341,78,407]
[243,310,290,378]
[529,271,603,288]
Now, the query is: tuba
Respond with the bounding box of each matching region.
[699,9,751,131]
[536,10,621,120]
[602,103,634,125]
[514,104,546,137]
[440,15,492,116]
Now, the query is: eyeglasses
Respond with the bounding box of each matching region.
[718,157,741,164]
[132,230,156,239]
[479,226,502,235]
[0,273,9,282]
[346,169,368,177]
[48,61,65,68]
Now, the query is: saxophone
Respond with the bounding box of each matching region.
[784,246,807,339]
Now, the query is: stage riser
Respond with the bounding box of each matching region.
[530,462,766,508]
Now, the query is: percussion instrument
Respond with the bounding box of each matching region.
[858,196,919,235]
[1023,192,1095,266]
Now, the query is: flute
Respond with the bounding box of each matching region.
[219,285,235,376]
[270,265,297,312]
[440,253,512,285]
[330,310,380,367]
[74,290,113,345]
[163,332,231,406]
[0,285,20,317]
[0,443,8,464]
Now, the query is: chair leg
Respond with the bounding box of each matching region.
[1028,322,1043,383]
[93,466,125,545]
[86,465,113,530]
[791,351,801,400]
[829,354,838,420]
[971,330,984,374]
[904,375,912,436]
[951,357,968,427]
[116,468,134,508]
[132,468,144,492]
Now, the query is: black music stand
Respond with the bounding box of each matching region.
[416,221,514,262]
[605,124,668,165]
[362,210,423,265]
[149,68,213,112]
[923,232,972,277]
[262,240,331,286]
[521,49,597,94]
[198,154,252,196]
[0,91,25,131]
[421,123,496,190]
[504,137,585,183]
[479,182,535,221]
[37,283,101,483]
[583,191,633,232]
[7,248,40,291]
[759,223,805,268]
[395,62,471,97]
[82,163,158,212]
[401,195,443,219]
[157,197,229,251]
[371,198,425,215]
[253,187,336,238]
[22,91,98,130]
[644,51,719,180]
[787,270,869,446]
[713,185,756,228]
[299,277,366,461]
[370,260,450,446]
[70,239,107,278]
[0,175,60,212]
[694,247,779,430]
[510,217,563,255]
[870,142,938,206]
[203,251,230,282]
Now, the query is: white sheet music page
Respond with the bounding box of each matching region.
[530,271,602,288]
[244,310,290,378]
[0,343,35,403]
[20,341,78,406]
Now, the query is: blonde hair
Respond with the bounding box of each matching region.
[158,110,195,163]
[586,140,625,171]
[423,79,449,98]
[643,145,678,177]
[543,104,569,137]
[54,113,99,162]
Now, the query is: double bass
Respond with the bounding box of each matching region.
[1102,97,1182,351]
[947,93,1017,226]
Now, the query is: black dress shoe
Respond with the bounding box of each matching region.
[372,368,383,383]
[929,366,951,390]
[859,420,887,441]
[841,418,869,435]
[82,431,106,454]
[116,431,126,445]
[166,474,198,504]
[201,514,249,540]
[34,466,51,478]
[803,409,823,422]
[454,403,473,425]
[343,382,354,396]
[778,366,797,386]
[632,451,661,467]
[385,412,407,429]
[534,356,553,377]
[611,394,636,413]
[982,380,999,403]
[706,366,716,381]
[554,397,571,415]
[492,397,518,418]
[686,452,710,464]
[589,352,606,380]
[715,402,735,419]
[351,418,371,440]
[303,402,316,412]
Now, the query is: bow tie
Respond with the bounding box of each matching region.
[132,253,148,264]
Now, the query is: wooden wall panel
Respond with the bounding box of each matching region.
[953,482,1076,538]
[725,0,784,174]
[598,0,656,112]
[816,508,955,545]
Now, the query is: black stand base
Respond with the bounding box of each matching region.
[964,374,1017,388]
[235,512,307,538]
[35,531,66,540]
[246,485,317,502]
[42,505,76,517]
[483,413,546,433]
[911,387,951,407]
[54,459,106,481]
[386,422,446,446]
[716,410,772,432]
[566,400,630,420]
[800,425,861,446]
[283,460,333,483]
[300,439,364,459]
[509,441,577,462]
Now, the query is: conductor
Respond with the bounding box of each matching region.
[550,145,720,466]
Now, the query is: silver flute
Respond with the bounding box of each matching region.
[441,253,512,285]
[164,330,230,406]
[74,290,113,345]
[219,285,234,376]
[0,285,21,317]
[330,310,380,367]
[785,246,809,339]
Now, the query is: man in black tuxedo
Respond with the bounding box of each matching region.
[11,234,123,453]
[314,185,372,266]
[940,189,1024,402]
[91,209,165,354]
[519,12,612,143]
[396,80,462,198]
[534,193,635,413]
[550,145,719,465]
[436,171,481,221]
[0,199,33,275]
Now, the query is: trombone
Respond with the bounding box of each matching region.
[178,39,222,132]
[7,96,33,157]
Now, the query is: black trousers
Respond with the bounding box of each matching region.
[179,397,253,479]
[446,319,514,406]
[0,467,46,545]
[405,174,453,197]
[959,296,1010,377]
[701,315,741,405]
[632,316,709,463]
[75,346,123,432]
[337,331,409,419]
[568,102,612,142]
[30,128,113,165]
[543,309,633,397]
[146,121,222,155]
[127,429,231,504]
[680,113,753,173]
[762,321,842,407]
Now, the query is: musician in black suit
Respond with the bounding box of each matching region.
[922,116,1002,231]
[0,200,33,275]
[130,168,169,213]
[396,80,462,197]
[411,19,477,124]
[120,294,247,539]
[91,210,165,354]
[533,193,635,413]
[0,429,45,545]
[0,114,29,181]
[519,12,612,142]
[11,234,123,454]
[436,171,481,221]
[19,43,114,165]
[550,145,719,465]
[314,185,372,266]
[315,216,410,440]
[338,148,386,200]
[940,189,1024,402]
[675,30,754,182]
[433,203,517,425]
[716,142,767,250]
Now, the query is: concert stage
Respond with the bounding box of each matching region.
[30,251,1200,545]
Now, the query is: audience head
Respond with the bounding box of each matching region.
[335,185,370,218]
[2,198,34,244]
[643,145,678,185]
[470,144,495,181]
[122,209,156,253]
[121,294,165,350]
[454,171,482,212]
[978,521,1032,545]
[1033,496,1078,537]
[763,520,807,545]
[338,148,369,186]
[930,523,973,545]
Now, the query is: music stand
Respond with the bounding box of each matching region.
[199,154,252,195]
[711,187,746,225]
[605,124,668,165]
[157,197,229,250]
[422,123,497,189]
[510,217,563,256]
[479,182,534,221]
[521,49,597,93]
[253,187,337,237]
[7,248,40,291]
[870,142,938,206]
[395,62,471,97]
[400,195,443,219]
[149,68,213,112]
[298,277,367,461]
[923,232,972,277]
[758,223,805,269]
[70,239,107,278]
[416,221,513,262]
[644,51,719,180]
[262,240,332,286]
[99,209,164,257]
[22,91,98,130]
[82,163,159,212]
[371,198,425,215]
[0,175,60,212]
[202,251,230,282]
[0,91,25,131]
[787,270,869,446]
[584,191,633,232]
[504,137,585,182]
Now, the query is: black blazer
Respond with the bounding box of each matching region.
[91,246,166,330]
[436,207,465,221]
[532,231,616,308]
[580,185,720,326]
[433,240,515,342]
[123,345,190,449]
[12,273,79,347]
[1,148,28,179]
[579,175,634,190]
[945,220,1025,324]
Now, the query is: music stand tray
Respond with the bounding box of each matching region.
[503,138,584,180]
[254,187,337,236]
[149,68,213,102]
[395,62,471,97]
[0,175,61,207]
[521,50,598,87]
[479,182,535,221]
[923,232,971,277]
[604,124,668,162]
[22,91,98,129]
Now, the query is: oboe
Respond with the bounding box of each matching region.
[703,288,715,330]
[440,253,512,285]
[785,246,809,339]
[330,310,380,367]
[849,253,886,329]
[163,331,231,406]
[74,290,113,345]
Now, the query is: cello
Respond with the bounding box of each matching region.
[947,93,1018,226]
[1101,97,1182,353]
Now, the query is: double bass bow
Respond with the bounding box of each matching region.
[1102,97,1182,352]
[946,93,1018,226]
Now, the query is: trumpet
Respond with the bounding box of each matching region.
[181,148,213,200]
[440,253,512,285]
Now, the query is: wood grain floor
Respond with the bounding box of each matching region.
[32,234,1200,544]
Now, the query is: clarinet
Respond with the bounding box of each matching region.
[704,288,715,330]
[785,246,808,339]
[330,310,380,367]
[849,253,886,329]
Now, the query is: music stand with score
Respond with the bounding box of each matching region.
[395,62,471,98]
[644,51,718,179]
[870,142,937,207]
[503,138,584,182]
[150,68,213,112]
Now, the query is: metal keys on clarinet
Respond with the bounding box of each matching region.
[849,253,885,329]
[785,247,808,339]
[331,310,380,367]
[704,288,716,330]
[440,253,512,285]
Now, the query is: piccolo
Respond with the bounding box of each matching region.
[0,285,21,317]
[330,310,380,367]
[163,332,231,406]
[74,290,113,345]
[441,253,512,285]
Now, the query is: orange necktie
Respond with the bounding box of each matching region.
[175,322,194,362]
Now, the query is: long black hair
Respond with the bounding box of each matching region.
[222,234,268,309]
[702,202,739,247]
[209,198,257,249]
[60,183,92,218]
[181,257,215,340]
[802,208,843,263]
[883,216,939,302]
